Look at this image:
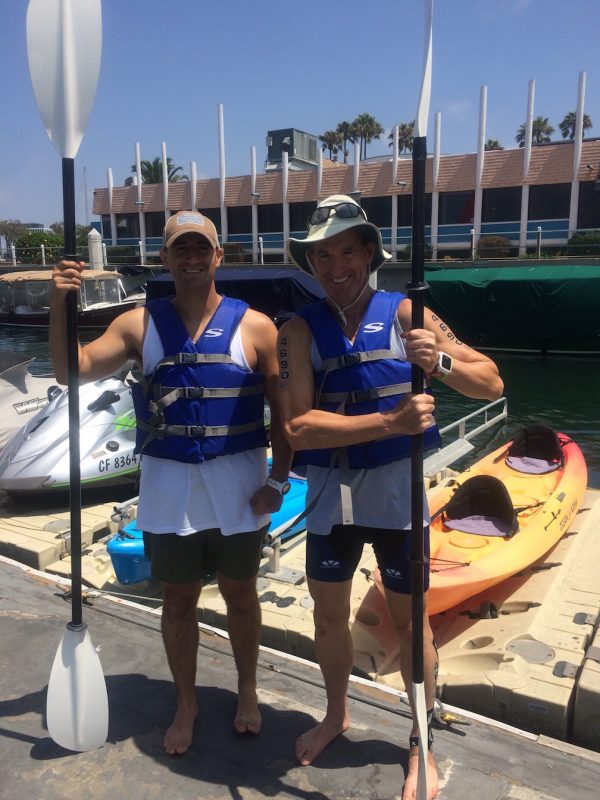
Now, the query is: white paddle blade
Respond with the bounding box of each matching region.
[412,680,429,800]
[26,0,102,159]
[414,0,433,138]
[47,625,109,751]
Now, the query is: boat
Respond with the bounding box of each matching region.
[425,264,600,355]
[368,424,588,616]
[145,266,324,322]
[0,367,139,495]
[0,269,144,328]
[0,351,62,452]
[106,468,309,585]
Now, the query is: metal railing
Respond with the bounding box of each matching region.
[438,396,508,443]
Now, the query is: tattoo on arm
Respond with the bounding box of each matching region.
[431,313,465,347]
[278,337,290,385]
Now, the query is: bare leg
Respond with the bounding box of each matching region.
[218,573,262,734]
[384,589,440,800]
[160,580,202,755]
[295,578,353,766]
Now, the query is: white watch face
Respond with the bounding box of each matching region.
[267,477,291,495]
[439,353,452,373]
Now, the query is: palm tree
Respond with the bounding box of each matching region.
[387,121,415,154]
[319,130,342,160]
[351,113,384,160]
[131,157,188,184]
[559,111,593,140]
[335,121,356,164]
[484,139,503,151]
[515,117,555,147]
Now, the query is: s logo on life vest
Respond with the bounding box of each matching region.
[363,322,385,333]
[204,328,224,337]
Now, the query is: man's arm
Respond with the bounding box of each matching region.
[243,309,293,514]
[398,300,504,402]
[49,260,144,385]
[277,316,435,452]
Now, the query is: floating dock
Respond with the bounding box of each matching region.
[3,483,598,754]
[1,554,600,799]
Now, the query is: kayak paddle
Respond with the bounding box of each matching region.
[408,1,434,797]
[26,0,108,751]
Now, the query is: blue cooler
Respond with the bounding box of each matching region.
[106,521,151,585]
[107,474,307,584]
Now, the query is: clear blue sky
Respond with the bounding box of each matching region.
[2,0,599,227]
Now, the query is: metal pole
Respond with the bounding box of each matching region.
[471,228,476,260]
[536,226,542,258]
[41,244,46,266]
[258,236,264,265]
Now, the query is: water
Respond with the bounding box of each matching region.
[2,327,598,488]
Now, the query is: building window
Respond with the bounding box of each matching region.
[101,215,112,239]
[290,201,317,232]
[361,196,391,228]
[198,207,221,235]
[482,187,521,222]
[439,191,475,224]
[115,214,139,239]
[145,212,165,237]
[529,183,570,220]
[577,181,600,229]
[397,194,432,226]
[258,204,283,233]
[228,206,252,235]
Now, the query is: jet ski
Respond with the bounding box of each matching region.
[0,361,273,496]
[0,365,138,495]
[0,351,62,453]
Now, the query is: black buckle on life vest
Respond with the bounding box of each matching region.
[177,353,198,364]
[182,387,204,398]
[185,425,206,437]
[343,353,363,366]
[349,388,371,403]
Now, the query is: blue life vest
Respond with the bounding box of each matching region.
[294,292,441,469]
[132,296,267,463]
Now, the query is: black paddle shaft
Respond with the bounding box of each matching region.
[407,135,428,686]
[62,157,83,629]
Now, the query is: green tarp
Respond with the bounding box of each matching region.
[424,264,600,354]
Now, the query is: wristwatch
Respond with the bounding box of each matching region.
[266,476,291,496]
[430,351,453,379]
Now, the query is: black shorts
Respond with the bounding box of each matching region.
[142,526,268,584]
[306,524,430,595]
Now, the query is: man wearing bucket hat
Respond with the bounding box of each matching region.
[50,211,292,756]
[279,195,503,796]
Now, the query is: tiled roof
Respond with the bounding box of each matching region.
[92,140,600,215]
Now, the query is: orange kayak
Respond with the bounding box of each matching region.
[374,427,588,616]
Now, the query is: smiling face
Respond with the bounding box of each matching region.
[307,228,374,307]
[160,233,223,288]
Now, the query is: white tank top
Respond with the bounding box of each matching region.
[306,313,430,534]
[135,315,269,536]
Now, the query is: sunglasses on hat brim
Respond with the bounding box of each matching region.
[308,202,367,228]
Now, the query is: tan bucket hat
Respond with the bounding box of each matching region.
[286,194,391,274]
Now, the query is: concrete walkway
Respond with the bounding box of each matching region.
[1,556,598,800]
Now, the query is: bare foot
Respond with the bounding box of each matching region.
[402,745,439,800]
[295,717,350,766]
[234,688,262,735]
[163,703,198,755]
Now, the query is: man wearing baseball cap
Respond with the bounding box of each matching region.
[278,194,503,797]
[50,210,292,756]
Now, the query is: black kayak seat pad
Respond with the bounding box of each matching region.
[442,475,519,538]
[506,424,564,475]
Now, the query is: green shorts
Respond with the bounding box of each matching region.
[142,526,268,584]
